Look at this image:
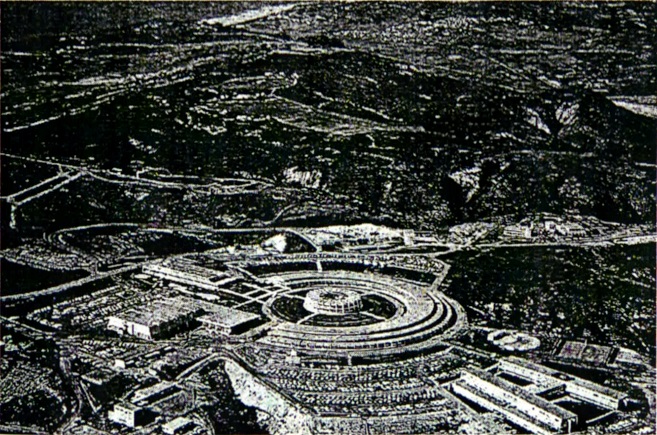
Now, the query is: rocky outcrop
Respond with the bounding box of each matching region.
[223,358,314,435]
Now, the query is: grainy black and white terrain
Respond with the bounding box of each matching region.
[1,2,655,435]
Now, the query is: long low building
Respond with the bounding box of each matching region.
[131,381,181,405]
[498,357,628,410]
[452,368,577,434]
[143,259,239,290]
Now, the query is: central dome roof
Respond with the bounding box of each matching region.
[303,288,363,315]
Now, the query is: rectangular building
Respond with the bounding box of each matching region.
[198,306,261,335]
[108,402,146,428]
[107,297,203,340]
[162,417,195,435]
[453,368,577,434]
[499,357,627,410]
[557,341,613,366]
[131,381,180,406]
[143,259,238,291]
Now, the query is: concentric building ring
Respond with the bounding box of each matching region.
[259,268,465,359]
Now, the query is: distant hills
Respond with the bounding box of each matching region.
[1,2,655,237]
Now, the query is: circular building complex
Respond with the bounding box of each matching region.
[250,257,467,361]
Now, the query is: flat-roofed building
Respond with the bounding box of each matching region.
[504,224,532,239]
[198,306,261,335]
[107,297,203,340]
[131,381,180,406]
[162,416,195,435]
[564,377,627,410]
[557,341,613,366]
[108,402,146,428]
[499,357,627,410]
[453,369,577,434]
[143,258,238,291]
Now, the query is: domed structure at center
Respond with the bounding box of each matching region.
[303,288,363,315]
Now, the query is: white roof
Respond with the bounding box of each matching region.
[163,416,193,432]
[198,306,259,328]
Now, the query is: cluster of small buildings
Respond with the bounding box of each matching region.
[108,381,198,434]
[503,218,587,241]
[26,281,153,333]
[301,224,439,251]
[445,222,493,245]
[500,214,655,245]
[67,338,215,412]
[303,224,404,248]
